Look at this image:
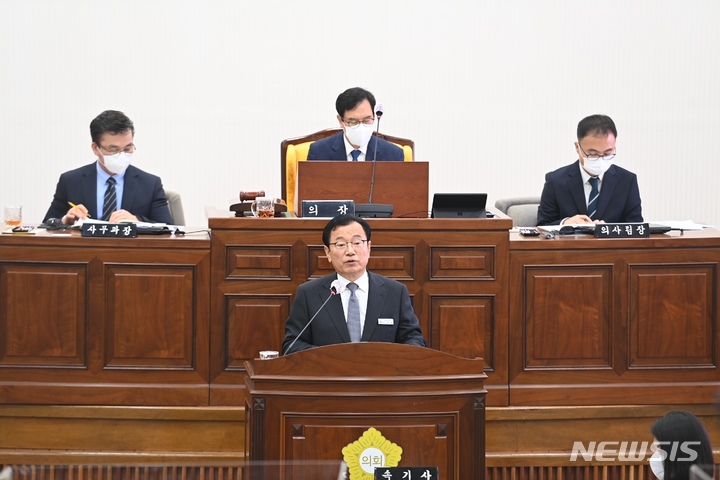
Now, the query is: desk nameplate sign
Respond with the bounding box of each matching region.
[594,223,650,238]
[301,200,355,218]
[81,223,138,238]
[374,466,439,479]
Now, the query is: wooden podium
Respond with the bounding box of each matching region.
[244,343,486,480]
[295,161,430,217]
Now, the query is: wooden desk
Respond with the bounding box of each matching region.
[0,230,211,405]
[508,229,720,405]
[208,216,512,406]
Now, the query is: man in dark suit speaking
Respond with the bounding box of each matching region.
[43,110,173,225]
[282,214,426,355]
[307,87,405,162]
[537,114,643,225]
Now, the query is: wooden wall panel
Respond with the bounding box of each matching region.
[430,246,495,279]
[106,266,195,368]
[431,295,494,368]
[630,264,714,367]
[1,264,87,366]
[0,233,211,406]
[225,295,291,367]
[225,246,291,279]
[509,232,720,405]
[524,266,612,368]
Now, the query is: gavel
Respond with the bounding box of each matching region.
[239,191,265,202]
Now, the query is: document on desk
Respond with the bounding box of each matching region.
[650,220,710,230]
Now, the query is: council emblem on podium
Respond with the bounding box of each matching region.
[342,427,403,480]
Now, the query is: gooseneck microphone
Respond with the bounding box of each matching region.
[369,104,383,201]
[283,280,343,355]
[356,103,394,218]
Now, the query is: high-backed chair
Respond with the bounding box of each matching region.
[281,129,414,213]
[165,190,186,225]
[494,196,541,227]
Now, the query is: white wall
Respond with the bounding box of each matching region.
[2,0,719,227]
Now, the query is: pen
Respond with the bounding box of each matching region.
[68,202,91,217]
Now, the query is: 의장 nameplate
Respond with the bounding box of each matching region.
[301,200,355,218]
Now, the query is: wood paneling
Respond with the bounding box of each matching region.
[509,230,720,405]
[0,232,211,406]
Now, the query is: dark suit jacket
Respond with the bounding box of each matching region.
[43,163,173,224]
[537,160,643,225]
[282,271,427,355]
[307,132,405,161]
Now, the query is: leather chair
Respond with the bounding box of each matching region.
[165,190,186,225]
[281,129,414,213]
[494,196,541,227]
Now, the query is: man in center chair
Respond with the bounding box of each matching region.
[307,87,405,161]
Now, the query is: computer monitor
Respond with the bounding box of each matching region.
[431,193,488,218]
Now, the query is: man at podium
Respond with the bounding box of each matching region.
[307,87,404,162]
[282,214,426,354]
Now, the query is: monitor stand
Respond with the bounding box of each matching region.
[355,203,393,218]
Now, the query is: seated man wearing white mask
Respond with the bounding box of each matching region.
[43,110,173,225]
[537,114,643,225]
[307,87,405,162]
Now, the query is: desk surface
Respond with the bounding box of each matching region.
[510,227,720,249]
[0,228,210,248]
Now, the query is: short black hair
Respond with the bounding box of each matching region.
[650,411,714,480]
[335,87,376,118]
[577,114,617,141]
[322,214,372,247]
[90,110,135,145]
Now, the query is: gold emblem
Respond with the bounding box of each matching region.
[342,427,403,480]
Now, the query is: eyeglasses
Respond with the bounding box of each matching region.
[342,117,375,129]
[330,239,369,250]
[99,144,136,159]
[578,144,615,161]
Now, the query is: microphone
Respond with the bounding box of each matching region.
[355,103,394,218]
[283,279,342,355]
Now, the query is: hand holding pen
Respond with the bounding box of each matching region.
[65,202,90,224]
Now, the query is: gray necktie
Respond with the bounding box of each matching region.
[102,177,117,221]
[350,150,361,161]
[588,176,599,219]
[346,282,362,342]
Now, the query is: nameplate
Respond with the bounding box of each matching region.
[595,223,650,238]
[81,223,138,238]
[375,466,439,479]
[301,200,355,218]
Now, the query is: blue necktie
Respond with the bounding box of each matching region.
[102,177,117,221]
[346,283,362,342]
[588,177,599,219]
[350,150,361,161]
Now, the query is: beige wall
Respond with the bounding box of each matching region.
[2,0,719,227]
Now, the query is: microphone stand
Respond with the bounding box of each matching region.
[283,287,337,355]
[355,111,394,218]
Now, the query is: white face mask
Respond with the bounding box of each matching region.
[344,123,374,150]
[100,152,132,175]
[582,156,614,176]
[649,450,664,480]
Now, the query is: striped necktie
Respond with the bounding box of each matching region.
[588,176,599,219]
[346,282,362,342]
[102,177,117,221]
